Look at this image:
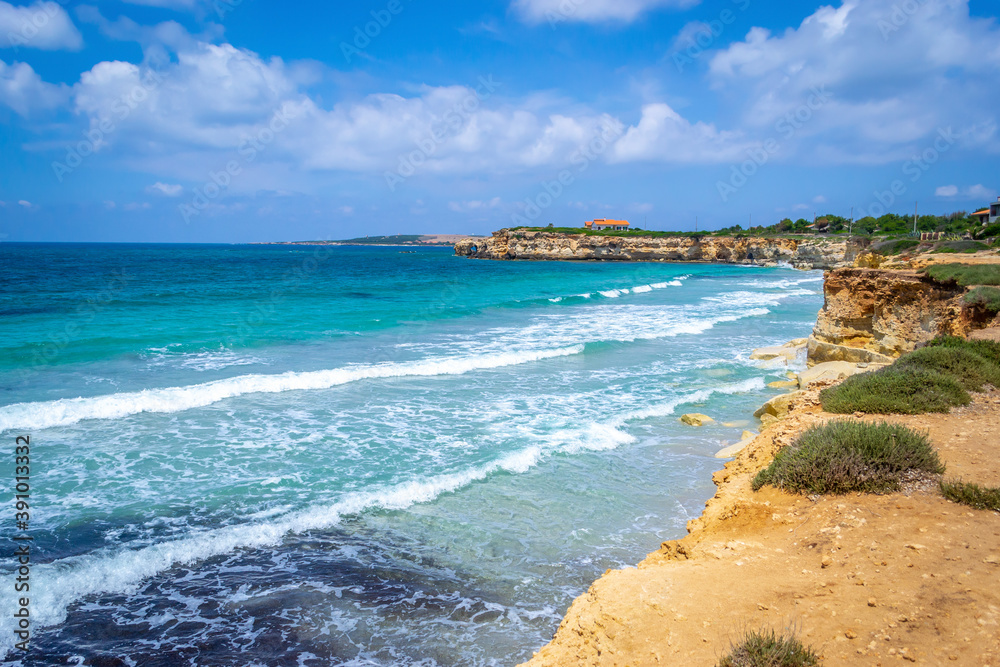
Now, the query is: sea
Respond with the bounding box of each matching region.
[0,243,824,666]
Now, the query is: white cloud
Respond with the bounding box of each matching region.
[610,102,753,163]
[11,30,753,185]
[0,59,69,115]
[709,0,1000,163]
[147,182,183,196]
[17,199,30,207]
[511,0,699,25]
[338,205,354,215]
[937,184,997,200]
[0,0,82,50]
[812,195,827,203]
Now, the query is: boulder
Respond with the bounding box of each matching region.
[806,337,895,367]
[797,361,878,388]
[750,342,806,363]
[754,391,807,422]
[680,413,714,426]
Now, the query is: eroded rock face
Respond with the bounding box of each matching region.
[809,268,968,363]
[455,230,858,269]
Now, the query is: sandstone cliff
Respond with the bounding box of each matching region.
[455,230,859,270]
[807,268,970,365]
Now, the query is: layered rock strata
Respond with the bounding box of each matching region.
[455,230,859,270]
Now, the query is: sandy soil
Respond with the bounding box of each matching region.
[521,384,1000,666]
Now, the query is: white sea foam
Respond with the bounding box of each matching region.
[631,285,653,294]
[0,346,585,433]
[0,376,767,652]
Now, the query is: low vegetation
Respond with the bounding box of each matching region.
[717,627,819,667]
[820,367,970,414]
[925,335,1000,365]
[893,346,1000,392]
[821,337,1000,414]
[964,286,1000,314]
[924,263,1000,287]
[932,241,991,254]
[752,421,944,495]
[940,479,1000,512]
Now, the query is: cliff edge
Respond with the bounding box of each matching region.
[455,230,860,270]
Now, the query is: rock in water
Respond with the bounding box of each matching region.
[680,413,714,427]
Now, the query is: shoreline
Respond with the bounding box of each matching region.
[520,266,1000,666]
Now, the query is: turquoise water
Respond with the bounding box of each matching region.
[0,244,823,665]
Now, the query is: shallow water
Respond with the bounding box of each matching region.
[0,244,823,665]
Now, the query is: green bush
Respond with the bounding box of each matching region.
[925,263,1000,286]
[964,286,1000,314]
[753,421,944,495]
[820,367,970,414]
[893,346,1000,392]
[940,480,1000,512]
[924,336,1000,366]
[717,628,820,667]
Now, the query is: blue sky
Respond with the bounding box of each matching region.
[0,0,998,242]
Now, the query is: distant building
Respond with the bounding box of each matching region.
[972,197,1000,225]
[585,218,630,231]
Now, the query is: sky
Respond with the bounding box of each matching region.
[0,0,998,242]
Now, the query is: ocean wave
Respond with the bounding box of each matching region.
[0,376,765,653]
[0,346,585,433]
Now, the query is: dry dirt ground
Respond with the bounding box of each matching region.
[521,386,1000,667]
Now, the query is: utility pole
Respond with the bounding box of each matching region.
[695,215,698,233]
[913,201,918,235]
[849,206,854,235]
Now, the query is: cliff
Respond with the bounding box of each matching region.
[807,268,970,365]
[455,230,860,270]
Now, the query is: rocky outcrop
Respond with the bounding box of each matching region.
[808,267,968,365]
[455,230,861,270]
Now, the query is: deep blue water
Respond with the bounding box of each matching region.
[0,243,824,665]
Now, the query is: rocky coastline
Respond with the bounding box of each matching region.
[455,230,865,270]
[518,262,1000,666]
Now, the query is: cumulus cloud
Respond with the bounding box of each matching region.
[610,102,754,163]
[511,0,699,25]
[709,0,1000,163]
[0,0,83,50]
[0,58,69,115]
[11,28,754,186]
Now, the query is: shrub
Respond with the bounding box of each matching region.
[964,286,1000,314]
[925,263,1000,286]
[893,346,1000,392]
[820,367,970,414]
[923,336,1000,366]
[753,421,944,495]
[940,480,1000,512]
[717,628,819,667]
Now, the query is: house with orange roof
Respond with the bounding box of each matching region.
[584,218,630,231]
[972,197,999,225]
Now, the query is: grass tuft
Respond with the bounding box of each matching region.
[753,421,944,495]
[717,627,820,667]
[925,263,1000,286]
[820,367,970,414]
[940,479,1000,512]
